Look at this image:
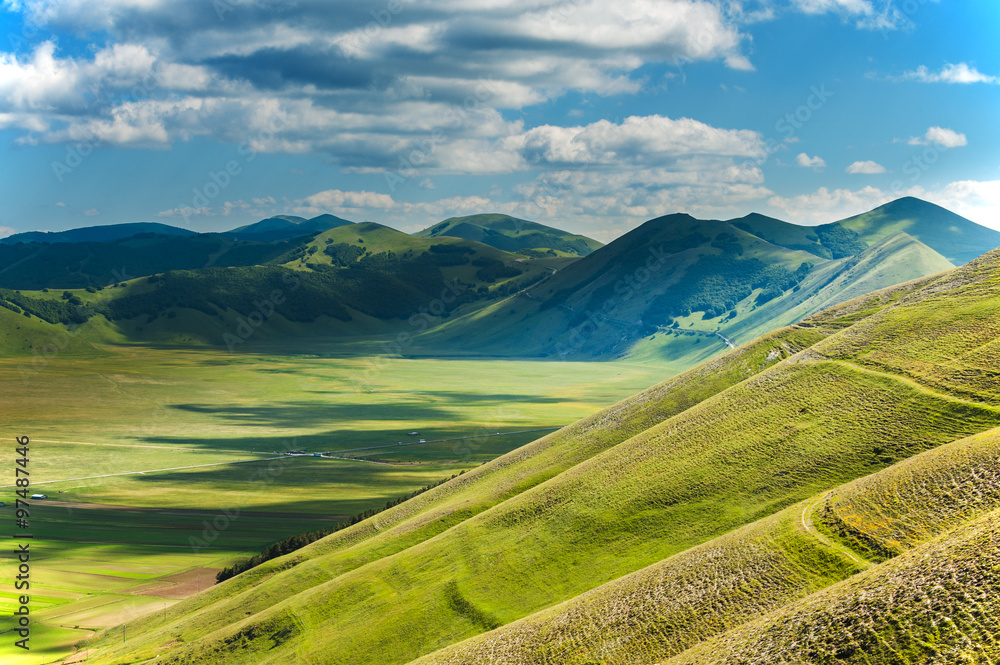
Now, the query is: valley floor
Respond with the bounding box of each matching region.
[0,344,680,664]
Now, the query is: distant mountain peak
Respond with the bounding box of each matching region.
[224,212,354,242]
[416,213,602,257]
[0,222,197,245]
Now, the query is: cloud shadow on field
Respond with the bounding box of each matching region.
[168,401,456,426]
[138,424,550,452]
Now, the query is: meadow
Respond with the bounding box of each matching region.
[0,344,676,663]
[73,251,1000,665]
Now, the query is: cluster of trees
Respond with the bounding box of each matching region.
[0,288,89,324]
[814,225,868,258]
[516,248,558,258]
[323,242,367,266]
[458,228,595,256]
[215,471,466,584]
[474,257,523,281]
[643,255,813,323]
[427,244,474,266]
[0,235,295,290]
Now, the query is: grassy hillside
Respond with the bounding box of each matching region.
[669,484,1000,662]
[1,199,989,364]
[68,325,825,660]
[416,213,603,257]
[423,216,952,360]
[414,425,1000,665]
[79,249,1000,665]
[226,213,354,242]
[835,196,1000,265]
[0,222,554,352]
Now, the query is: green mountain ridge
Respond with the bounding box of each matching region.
[227,213,355,241]
[422,207,957,360]
[415,213,604,257]
[79,246,1000,664]
[0,221,197,245]
[835,196,1000,265]
[0,198,994,368]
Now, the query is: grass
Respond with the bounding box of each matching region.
[0,343,676,663]
[83,359,1000,662]
[52,323,824,664]
[668,507,1000,664]
[415,425,1000,664]
[75,249,1000,665]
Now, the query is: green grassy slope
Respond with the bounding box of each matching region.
[411,499,865,665]
[423,218,951,360]
[413,425,1000,665]
[716,231,953,346]
[835,196,1000,265]
[82,250,1000,665]
[681,424,1000,665]
[0,221,196,245]
[227,213,354,241]
[416,214,603,257]
[0,222,555,353]
[76,326,828,663]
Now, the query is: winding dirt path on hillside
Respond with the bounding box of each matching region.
[799,495,866,565]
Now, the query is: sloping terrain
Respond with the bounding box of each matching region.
[0,223,551,349]
[0,221,196,245]
[225,213,354,242]
[836,196,1000,265]
[412,425,1000,665]
[416,213,603,257]
[0,233,301,290]
[424,209,956,359]
[81,248,1000,664]
[1,198,989,365]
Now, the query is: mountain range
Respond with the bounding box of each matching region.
[77,242,1000,664]
[1,197,998,366]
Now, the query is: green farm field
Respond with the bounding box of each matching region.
[0,344,678,663]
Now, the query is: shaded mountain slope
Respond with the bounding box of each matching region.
[225,213,354,242]
[424,215,953,360]
[835,196,1000,265]
[0,222,196,245]
[416,214,603,257]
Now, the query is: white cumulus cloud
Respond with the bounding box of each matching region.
[908,127,968,148]
[795,153,826,169]
[902,63,998,85]
[846,160,886,174]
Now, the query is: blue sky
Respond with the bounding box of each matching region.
[0,0,997,242]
